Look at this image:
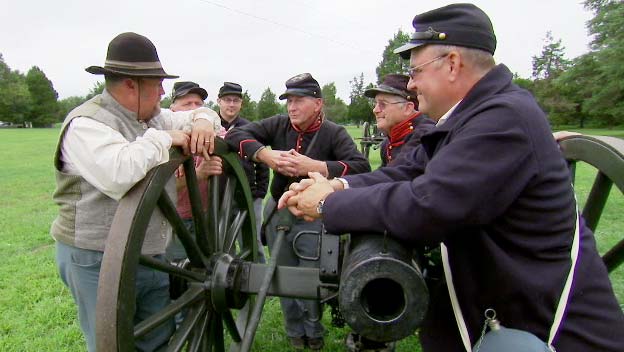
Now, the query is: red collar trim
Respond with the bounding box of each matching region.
[389,112,421,145]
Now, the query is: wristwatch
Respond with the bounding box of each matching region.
[316,199,325,215]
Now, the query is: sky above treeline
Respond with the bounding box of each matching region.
[0,0,593,102]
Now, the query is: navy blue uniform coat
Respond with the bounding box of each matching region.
[225,114,371,200]
[322,65,624,351]
[221,115,270,199]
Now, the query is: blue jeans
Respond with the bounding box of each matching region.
[56,242,174,352]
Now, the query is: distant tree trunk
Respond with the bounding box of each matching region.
[576,104,585,128]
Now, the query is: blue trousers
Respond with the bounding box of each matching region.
[264,198,325,339]
[56,242,174,352]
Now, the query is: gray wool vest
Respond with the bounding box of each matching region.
[50,90,175,254]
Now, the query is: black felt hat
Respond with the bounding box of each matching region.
[172,81,208,101]
[394,3,497,59]
[85,32,178,79]
[278,73,322,100]
[364,74,417,104]
[218,82,243,98]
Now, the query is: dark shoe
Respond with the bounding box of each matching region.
[307,337,324,351]
[289,336,305,350]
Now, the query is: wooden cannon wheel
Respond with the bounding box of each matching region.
[559,135,624,276]
[96,138,258,351]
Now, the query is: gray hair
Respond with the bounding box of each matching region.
[431,45,495,72]
[104,74,126,89]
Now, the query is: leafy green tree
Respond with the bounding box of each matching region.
[376,30,411,84]
[554,53,601,127]
[256,88,280,120]
[530,32,573,125]
[581,0,624,125]
[278,102,287,115]
[160,96,172,108]
[321,82,348,123]
[240,91,257,120]
[58,96,84,120]
[512,73,534,92]
[85,81,105,100]
[25,66,59,127]
[532,31,570,80]
[347,73,374,124]
[0,54,32,124]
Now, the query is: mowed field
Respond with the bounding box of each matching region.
[0,126,622,351]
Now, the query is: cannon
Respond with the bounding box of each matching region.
[357,121,386,159]
[95,135,624,351]
[95,138,428,351]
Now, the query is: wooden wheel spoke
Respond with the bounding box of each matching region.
[167,301,207,351]
[581,171,613,232]
[238,249,252,260]
[208,175,221,253]
[603,240,624,272]
[139,255,206,282]
[218,176,236,247]
[189,306,212,352]
[222,309,242,342]
[184,157,213,256]
[157,188,207,267]
[224,211,247,255]
[212,314,225,352]
[134,285,204,339]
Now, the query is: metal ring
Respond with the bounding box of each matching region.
[484,308,496,320]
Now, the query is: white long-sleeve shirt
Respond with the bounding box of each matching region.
[60,107,220,200]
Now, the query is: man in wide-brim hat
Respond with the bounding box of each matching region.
[50,32,221,352]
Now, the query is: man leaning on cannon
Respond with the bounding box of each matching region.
[225,73,370,350]
[50,32,220,352]
[281,3,624,352]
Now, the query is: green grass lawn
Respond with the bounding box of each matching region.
[0,127,621,351]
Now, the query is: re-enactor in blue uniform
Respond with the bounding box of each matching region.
[281,4,624,351]
[225,73,370,351]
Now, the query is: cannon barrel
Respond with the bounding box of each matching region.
[338,234,429,342]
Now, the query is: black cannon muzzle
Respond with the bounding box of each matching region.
[339,234,429,342]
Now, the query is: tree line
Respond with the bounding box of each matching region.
[516,0,623,127]
[0,0,620,128]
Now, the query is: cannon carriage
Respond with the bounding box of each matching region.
[356,121,386,159]
[95,138,428,351]
[95,135,624,351]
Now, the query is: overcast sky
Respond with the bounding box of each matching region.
[1,0,592,103]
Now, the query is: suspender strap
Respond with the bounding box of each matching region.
[548,204,580,345]
[441,243,472,352]
[442,203,581,351]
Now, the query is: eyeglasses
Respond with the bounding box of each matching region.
[374,100,407,110]
[220,97,242,104]
[407,53,449,79]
